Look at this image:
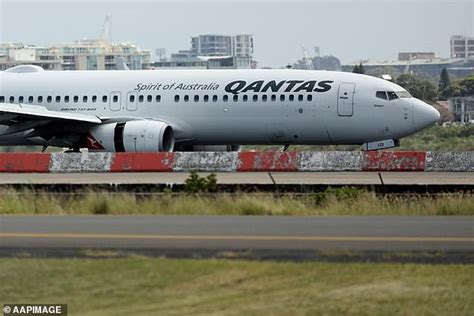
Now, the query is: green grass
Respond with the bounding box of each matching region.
[243,125,474,152]
[0,258,472,316]
[0,189,473,216]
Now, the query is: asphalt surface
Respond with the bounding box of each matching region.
[0,172,473,185]
[1,216,472,254]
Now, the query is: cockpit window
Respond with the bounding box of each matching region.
[376,91,387,100]
[395,90,412,98]
[387,91,398,100]
[376,90,411,101]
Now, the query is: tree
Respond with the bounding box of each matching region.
[395,74,438,102]
[450,75,474,97]
[438,67,452,100]
[352,62,365,74]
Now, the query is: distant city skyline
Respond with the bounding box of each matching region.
[0,0,472,67]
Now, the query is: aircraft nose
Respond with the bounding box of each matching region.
[413,100,440,131]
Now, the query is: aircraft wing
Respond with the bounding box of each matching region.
[0,103,101,135]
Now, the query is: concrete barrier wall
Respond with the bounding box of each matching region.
[425,151,474,172]
[0,153,50,173]
[0,151,471,173]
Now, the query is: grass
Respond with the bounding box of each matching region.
[243,125,474,152]
[0,189,473,216]
[0,258,472,316]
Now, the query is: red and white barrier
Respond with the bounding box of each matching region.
[0,151,471,173]
[0,153,50,173]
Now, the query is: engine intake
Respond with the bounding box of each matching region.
[87,120,174,152]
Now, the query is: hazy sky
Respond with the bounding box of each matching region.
[0,0,472,67]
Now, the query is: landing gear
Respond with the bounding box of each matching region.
[279,144,290,152]
[64,147,81,153]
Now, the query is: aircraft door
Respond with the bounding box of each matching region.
[109,91,122,111]
[126,91,138,111]
[337,83,355,116]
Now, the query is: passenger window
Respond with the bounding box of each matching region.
[233,95,238,102]
[204,95,209,102]
[223,95,228,102]
[212,95,218,102]
[129,95,135,102]
[194,95,199,102]
[243,95,248,102]
[147,95,152,102]
[280,95,285,102]
[156,95,161,102]
[376,91,387,100]
[83,96,88,102]
[307,95,313,102]
[55,96,61,102]
[74,96,79,103]
[174,95,180,102]
[9,96,14,103]
[113,95,118,103]
[47,96,52,103]
[38,96,43,103]
[139,95,144,102]
[387,91,398,100]
[102,95,107,102]
[28,96,34,103]
[92,95,97,103]
[271,95,276,102]
[19,96,24,103]
[262,95,267,102]
[0,96,4,103]
[65,96,70,103]
[289,95,295,101]
[253,95,258,102]
[184,95,189,102]
[298,95,303,101]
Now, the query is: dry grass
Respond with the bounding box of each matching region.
[0,189,472,216]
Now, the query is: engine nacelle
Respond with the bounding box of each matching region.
[175,145,241,152]
[87,120,174,152]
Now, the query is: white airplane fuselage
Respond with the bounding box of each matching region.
[0,67,440,151]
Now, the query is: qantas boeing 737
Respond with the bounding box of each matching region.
[0,65,440,152]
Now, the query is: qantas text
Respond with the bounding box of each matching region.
[224,80,334,95]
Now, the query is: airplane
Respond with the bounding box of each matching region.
[0,65,440,152]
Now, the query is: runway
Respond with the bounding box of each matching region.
[0,172,473,185]
[1,216,472,262]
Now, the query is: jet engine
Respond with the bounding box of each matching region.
[87,120,174,152]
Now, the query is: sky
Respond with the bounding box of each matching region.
[0,0,472,67]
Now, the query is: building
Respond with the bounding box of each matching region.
[450,35,474,60]
[154,34,255,69]
[0,39,151,71]
[449,97,474,123]
[0,43,62,71]
[152,56,253,69]
[342,57,474,79]
[190,34,254,58]
[398,52,436,61]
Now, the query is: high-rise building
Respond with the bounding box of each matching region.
[154,34,255,69]
[450,35,474,60]
[190,34,254,58]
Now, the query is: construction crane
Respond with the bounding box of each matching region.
[100,14,112,42]
[302,46,314,70]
